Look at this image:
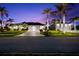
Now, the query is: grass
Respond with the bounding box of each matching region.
[47,30,79,37]
[0,30,27,37]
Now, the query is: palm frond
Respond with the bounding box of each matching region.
[0,6,8,18]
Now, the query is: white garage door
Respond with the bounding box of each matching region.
[28,26,40,32]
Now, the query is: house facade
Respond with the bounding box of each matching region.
[9,22,45,31]
[56,23,73,31]
[25,22,45,32]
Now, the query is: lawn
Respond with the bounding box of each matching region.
[0,30,26,37]
[47,30,79,37]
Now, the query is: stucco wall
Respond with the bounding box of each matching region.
[56,23,73,31]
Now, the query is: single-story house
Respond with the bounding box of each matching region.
[9,22,45,31]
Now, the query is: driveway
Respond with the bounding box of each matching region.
[17,30,44,36]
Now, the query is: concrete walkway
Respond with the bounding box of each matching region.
[17,30,44,36]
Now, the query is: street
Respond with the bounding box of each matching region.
[0,37,79,55]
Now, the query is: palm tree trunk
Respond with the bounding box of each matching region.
[55,25,57,31]
[2,20,4,29]
[74,21,76,30]
[59,19,61,31]
[46,14,49,30]
[1,16,4,29]
[1,22,3,28]
[55,22,57,31]
[59,13,62,31]
[62,14,66,33]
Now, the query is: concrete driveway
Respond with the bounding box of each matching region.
[17,25,44,36]
[17,30,44,36]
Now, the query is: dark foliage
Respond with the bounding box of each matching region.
[76,25,79,30]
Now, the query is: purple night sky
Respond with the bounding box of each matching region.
[0,3,56,24]
[0,3,79,25]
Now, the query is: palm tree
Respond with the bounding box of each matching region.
[6,18,14,26]
[71,16,79,30]
[51,5,63,31]
[54,3,75,33]
[43,8,52,30]
[51,11,62,31]
[0,6,8,29]
[0,20,2,27]
[50,18,59,31]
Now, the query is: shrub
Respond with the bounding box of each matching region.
[4,27,10,31]
[76,25,79,30]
